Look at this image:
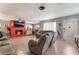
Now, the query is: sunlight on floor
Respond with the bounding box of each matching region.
[16,49,25,55]
[63,45,77,55]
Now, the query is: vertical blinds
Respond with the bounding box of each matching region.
[43,22,56,32]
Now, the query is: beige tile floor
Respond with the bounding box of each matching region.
[10,36,33,55]
[9,36,78,55]
[43,39,78,55]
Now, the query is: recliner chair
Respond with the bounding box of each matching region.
[28,31,55,55]
[28,33,47,55]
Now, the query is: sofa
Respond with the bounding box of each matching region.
[0,31,16,55]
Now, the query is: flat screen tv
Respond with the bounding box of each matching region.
[14,21,24,27]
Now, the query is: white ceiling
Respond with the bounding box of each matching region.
[0,3,79,23]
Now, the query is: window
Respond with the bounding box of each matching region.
[43,22,56,32]
[25,24,32,30]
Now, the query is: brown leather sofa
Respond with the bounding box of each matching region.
[28,33,47,55]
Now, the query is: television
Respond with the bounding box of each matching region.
[14,21,24,27]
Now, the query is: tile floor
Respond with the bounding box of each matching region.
[10,36,33,55]
[8,36,79,55]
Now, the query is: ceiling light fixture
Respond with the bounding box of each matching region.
[39,6,45,10]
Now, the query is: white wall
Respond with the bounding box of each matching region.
[39,14,79,40]
[62,16,79,40]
